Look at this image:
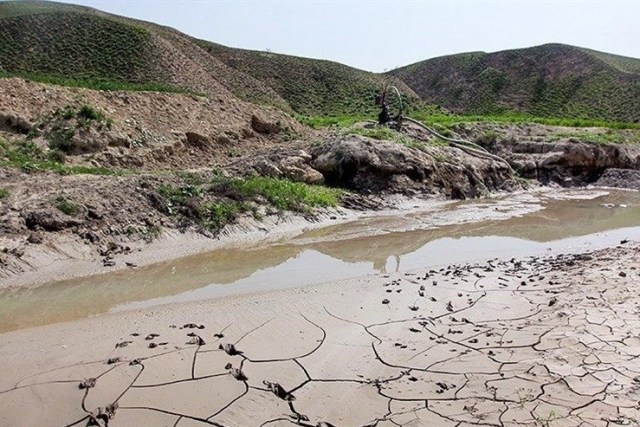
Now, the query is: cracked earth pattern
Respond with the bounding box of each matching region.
[1,244,639,426]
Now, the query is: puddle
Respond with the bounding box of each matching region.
[1,188,639,333]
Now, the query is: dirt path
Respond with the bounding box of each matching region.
[0,242,638,426]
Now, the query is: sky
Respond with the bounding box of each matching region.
[65,0,639,72]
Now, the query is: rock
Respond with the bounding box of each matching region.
[187,336,206,346]
[24,210,83,232]
[312,135,512,197]
[281,164,325,184]
[86,402,117,427]
[595,168,640,190]
[181,323,205,329]
[27,233,43,244]
[184,132,211,148]
[219,343,242,355]
[241,128,255,139]
[106,134,131,149]
[263,380,295,401]
[0,113,33,134]
[79,378,97,389]
[253,160,282,178]
[216,134,233,145]
[251,115,281,134]
[485,138,640,187]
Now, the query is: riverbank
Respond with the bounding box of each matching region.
[0,238,638,426]
[2,187,639,334]
[0,191,451,291]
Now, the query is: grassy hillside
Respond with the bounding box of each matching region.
[197,42,422,117]
[1,2,639,123]
[0,8,164,85]
[0,0,419,118]
[391,44,640,123]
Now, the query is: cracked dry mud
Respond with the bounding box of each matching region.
[1,244,639,426]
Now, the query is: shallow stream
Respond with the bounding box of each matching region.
[1,188,639,333]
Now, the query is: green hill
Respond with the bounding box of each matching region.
[391,44,640,123]
[0,0,416,117]
[0,5,162,85]
[197,42,420,117]
[1,2,639,123]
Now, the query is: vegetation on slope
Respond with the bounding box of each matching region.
[0,8,166,86]
[197,42,423,117]
[1,3,640,124]
[0,1,418,117]
[391,44,640,123]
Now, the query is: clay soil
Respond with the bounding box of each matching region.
[0,242,638,426]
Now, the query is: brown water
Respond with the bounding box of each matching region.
[1,188,639,333]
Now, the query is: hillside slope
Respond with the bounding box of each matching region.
[0,0,411,117]
[198,41,420,117]
[391,44,640,123]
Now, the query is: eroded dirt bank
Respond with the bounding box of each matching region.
[0,241,638,426]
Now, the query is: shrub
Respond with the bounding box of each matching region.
[77,105,105,121]
[200,202,242,232]
[55,195,78,215]
[0,188,9,199]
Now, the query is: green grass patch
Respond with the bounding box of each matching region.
[200,201,243,232]
[77,105,105,122]
[0,138,127,176]
[0,72,195,94]
[0,188,9,199]
[551,129,640,145]
[158,183,202,206]
[344,124,448,150]
[154,176,341,233]
[296,114,367,129]
[411,112,640,130]
[212,176,342,211]
[55,195,78,215]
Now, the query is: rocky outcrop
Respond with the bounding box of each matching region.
[595,168,640,190]
[251,115,281,135]
[184,132,211,148]
[24,210,84,232]
[0,113,33,134]
[311,135,517,198]
[233,149,325,185]
[479,138,640,186]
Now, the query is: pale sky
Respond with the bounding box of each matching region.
[65,0,639,72]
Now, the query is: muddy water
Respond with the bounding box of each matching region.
[1,188,639,333]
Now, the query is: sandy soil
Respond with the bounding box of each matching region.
[0,241,638,426]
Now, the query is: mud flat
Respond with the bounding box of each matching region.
[0,234,639,426]
[1,187,639,334]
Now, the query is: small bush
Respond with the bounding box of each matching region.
[200,202,242,232]
[158,183,202,205]
[77,105,105,121]
[475,131,499,147]
[55,196,78,215]
[0,188,9,199]
[47,149,67,163]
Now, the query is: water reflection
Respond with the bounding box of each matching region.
[1,189,639,332]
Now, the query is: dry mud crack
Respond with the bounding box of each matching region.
[1,244,639,426]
